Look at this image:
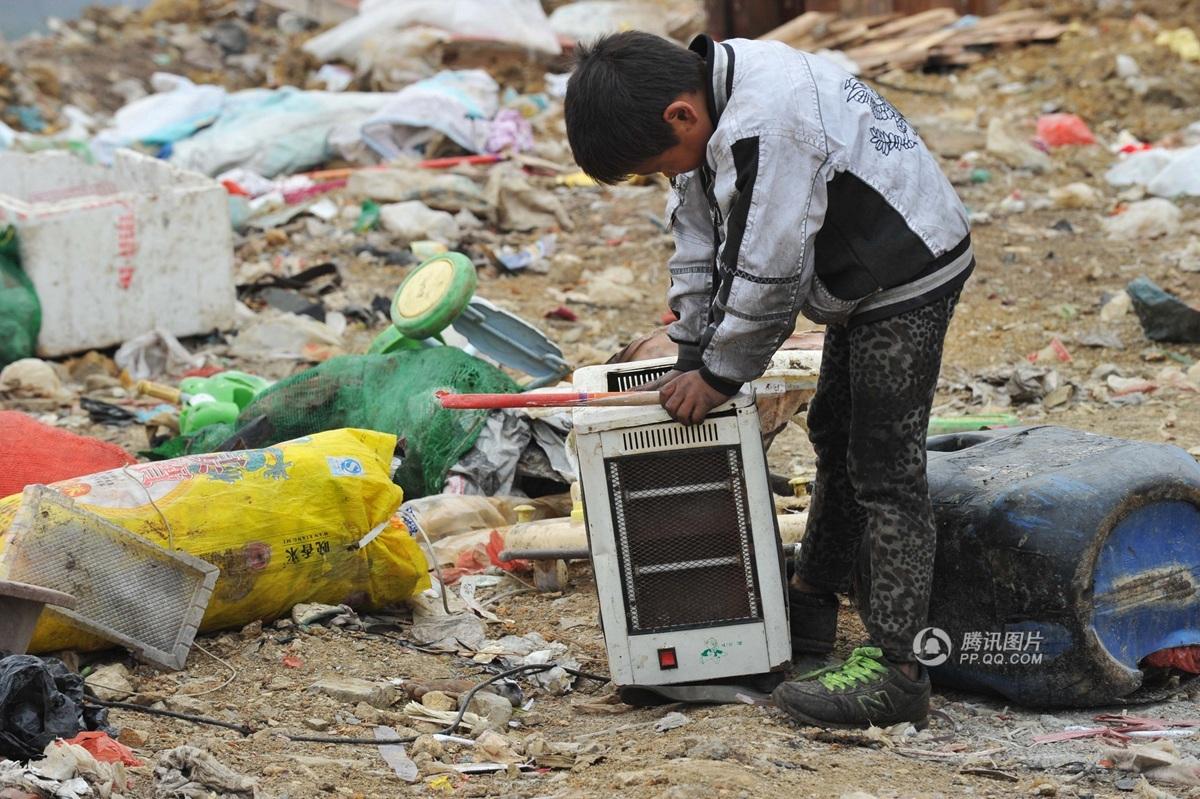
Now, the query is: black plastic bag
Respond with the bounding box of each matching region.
[0,655,112,761]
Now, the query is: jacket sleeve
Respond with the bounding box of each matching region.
[699,133,831,395]
[664,172,715,372]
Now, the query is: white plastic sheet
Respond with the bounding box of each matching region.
[92,73,226,164]
[549,1,672,42]
[304,0,561,65]
[169,88,393,177]
[359,69,499,159]
[1105,144,1200,198]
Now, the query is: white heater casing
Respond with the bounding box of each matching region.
[572,360,791,687]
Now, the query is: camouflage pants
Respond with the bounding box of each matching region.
[795,291,960,663]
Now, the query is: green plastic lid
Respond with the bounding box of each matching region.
[389,252,477,339]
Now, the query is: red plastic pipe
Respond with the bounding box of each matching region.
[436,390,661,409]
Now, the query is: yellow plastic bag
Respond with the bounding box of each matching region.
[0,428,429,653]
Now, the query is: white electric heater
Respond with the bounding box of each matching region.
[572,360,791,690]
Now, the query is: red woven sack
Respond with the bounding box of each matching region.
[1144,645,1200,674]
[0,411,135,498]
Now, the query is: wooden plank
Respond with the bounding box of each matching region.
[880,27,962,66]
[848,26,960,71]
[831,12,903,31]
[813,23,874,50]
[764,2,1057,75]
[940,20,1064,47]
[864,7,958,40]
[966,9,1047,30]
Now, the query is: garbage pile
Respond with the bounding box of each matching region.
[0,0,1199,796]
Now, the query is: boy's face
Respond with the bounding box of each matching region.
[632,92,712,179]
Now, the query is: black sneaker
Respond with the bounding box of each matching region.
[788,585,838,656]
[771,646,930,729]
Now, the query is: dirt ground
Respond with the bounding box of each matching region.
[5,3,1200,798]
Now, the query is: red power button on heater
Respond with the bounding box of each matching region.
[657,648,678,669]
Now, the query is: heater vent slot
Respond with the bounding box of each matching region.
[606,446,761,634]
[621,422,719,453]
[607,366,673,392]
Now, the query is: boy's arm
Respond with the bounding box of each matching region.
[660,135,829,425]
[699,133,830,395]
[665,171,716,372]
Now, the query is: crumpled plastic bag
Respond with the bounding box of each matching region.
[115,328,206,381]
[154,745,261,798]
[0,655,112,761]
[1103,198,1183,241]
[443,409,574,496]
[1036,113,1096,147]
[485,108,534,154]
[62,731,142,767]
[0,740,129,799]
[490,632,579,695]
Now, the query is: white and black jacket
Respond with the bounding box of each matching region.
[668,35,974,395]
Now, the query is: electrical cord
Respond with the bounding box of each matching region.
[85,697,253,735]
[286,663,609,745]
[85,662,609,745]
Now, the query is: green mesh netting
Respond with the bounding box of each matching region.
[154,348,518,498]
[0,227,41,368]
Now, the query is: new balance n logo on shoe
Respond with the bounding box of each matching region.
[858,691,895,719]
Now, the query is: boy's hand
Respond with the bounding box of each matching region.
[659,370,731,426]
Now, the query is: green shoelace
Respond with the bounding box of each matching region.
[817,646,888,691]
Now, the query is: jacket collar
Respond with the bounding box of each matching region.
[689,34,735,123]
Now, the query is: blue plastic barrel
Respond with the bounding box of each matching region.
[862,426,1200,707]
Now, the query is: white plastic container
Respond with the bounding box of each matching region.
[0,150,236,357]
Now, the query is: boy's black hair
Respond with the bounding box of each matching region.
[564,31,706,185]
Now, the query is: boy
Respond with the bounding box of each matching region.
[564,31,972,729]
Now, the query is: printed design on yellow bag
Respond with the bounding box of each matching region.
[282,531,332,565]
[49,446,293,509]
[326,456,365,477]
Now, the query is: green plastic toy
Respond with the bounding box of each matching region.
[177,371,271,435]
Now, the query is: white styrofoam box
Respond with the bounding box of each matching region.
[0,150,236,357]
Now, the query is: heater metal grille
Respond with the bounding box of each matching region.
[606,446,761,634]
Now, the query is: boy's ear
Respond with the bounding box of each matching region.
[663,99,698,128]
